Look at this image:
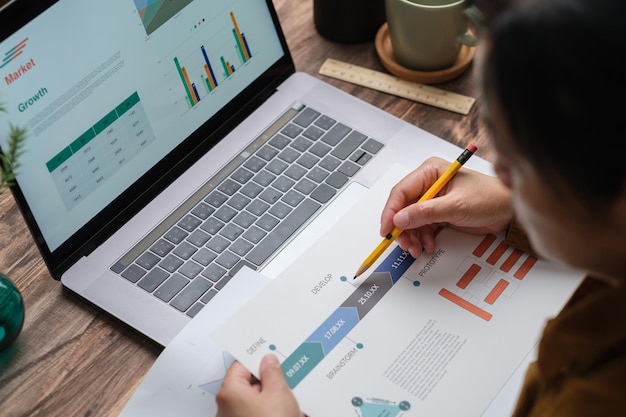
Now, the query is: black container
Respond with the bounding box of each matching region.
[313,0,386,43]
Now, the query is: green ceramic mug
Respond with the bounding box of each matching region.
[385,0,479,71]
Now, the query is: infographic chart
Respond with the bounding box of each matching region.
[438,233,538,321]
[281,247,413,389]
[276,229,543,390]
[213,168,583,417]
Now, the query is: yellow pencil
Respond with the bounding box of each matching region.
[353,143,478,279]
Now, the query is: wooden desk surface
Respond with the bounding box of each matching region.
[0,1,491,416]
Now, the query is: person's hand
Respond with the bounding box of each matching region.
[215,354,303,417]
[381,156,513,258]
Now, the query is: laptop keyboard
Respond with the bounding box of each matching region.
[111,104,384,318]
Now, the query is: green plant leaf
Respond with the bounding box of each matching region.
[1,101,28,193]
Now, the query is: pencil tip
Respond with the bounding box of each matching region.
[353,275,357,280]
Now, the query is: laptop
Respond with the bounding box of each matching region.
[0,0,486,346]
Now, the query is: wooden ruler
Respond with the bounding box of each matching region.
[318,58,475,115]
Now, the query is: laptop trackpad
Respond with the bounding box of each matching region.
[261,181,368,279]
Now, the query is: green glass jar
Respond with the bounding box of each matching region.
[0,273,24,351]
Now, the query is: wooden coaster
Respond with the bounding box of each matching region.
[375,23,475,85]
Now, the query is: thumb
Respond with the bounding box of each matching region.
[258,353,289,390]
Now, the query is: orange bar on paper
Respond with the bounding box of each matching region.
[486,241,509,265]
[514,255,538,280]
[456,264,481,289]
[473,234,497,257]
[501,249,523,272]
[485,279,509,305]
[439,288,492,321]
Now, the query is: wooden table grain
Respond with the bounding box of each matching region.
[0,1,490,416]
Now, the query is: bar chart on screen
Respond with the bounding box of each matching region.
[141,0,264,115]
[171,10,254,109]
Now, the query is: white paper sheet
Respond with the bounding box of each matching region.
[118,267,271,417]
[212,165,585,417]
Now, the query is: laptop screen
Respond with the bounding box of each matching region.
[0,0,292,276]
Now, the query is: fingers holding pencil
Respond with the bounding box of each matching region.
[380,158,461,236]
[354,144,478,279]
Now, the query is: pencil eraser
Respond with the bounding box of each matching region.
[468,143,477,153]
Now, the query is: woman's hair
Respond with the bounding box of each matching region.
[475,0,626,204]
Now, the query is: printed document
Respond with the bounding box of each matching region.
[212,165,585,417]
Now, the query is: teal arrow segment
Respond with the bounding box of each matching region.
[282,342,325,389]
